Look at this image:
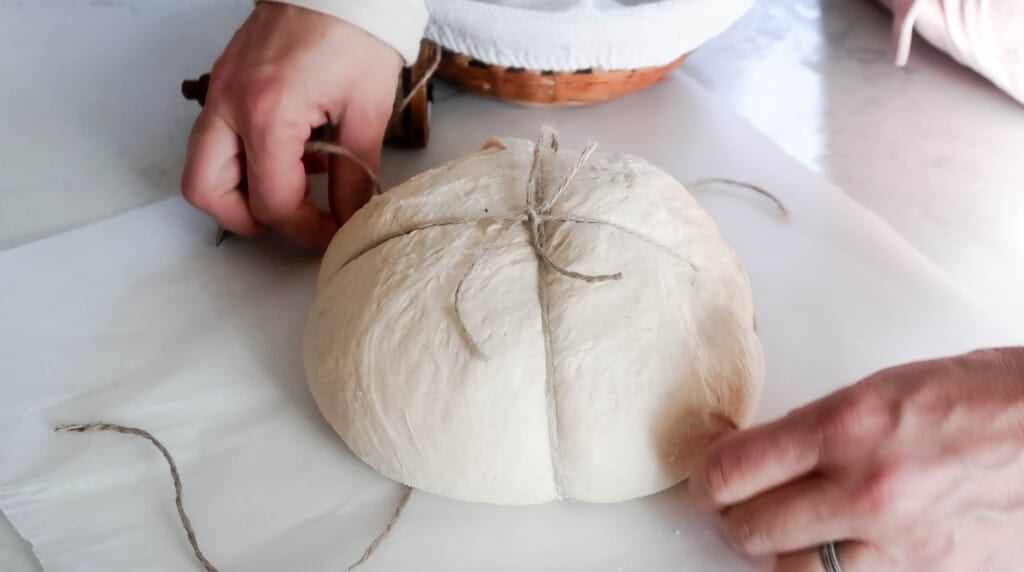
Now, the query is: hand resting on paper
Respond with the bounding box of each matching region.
[180,2,400,249]
[690,348,1024,571]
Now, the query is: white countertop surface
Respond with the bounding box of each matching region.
[2,0,1022,570]
[685,0,1024,325]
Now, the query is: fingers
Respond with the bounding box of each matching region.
[773,541,891,572]
[720,477,853,556]
[302,149,329,174]
[328,103,390,224]
[182,108,337,249]
[179,0,404,249]
[181,111,262,236]
[244,123,338,249]
[690,409,823,509]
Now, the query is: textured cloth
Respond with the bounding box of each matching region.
[424,0,754,71]
[258,0,428,65]
[263,0,753,71]
[885,0,1024,104]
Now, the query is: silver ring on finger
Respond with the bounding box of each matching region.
[820,542,844,572]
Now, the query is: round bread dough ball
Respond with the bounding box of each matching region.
[303,132,764,505]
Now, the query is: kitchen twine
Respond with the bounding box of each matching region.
[55,128,787,571]
[301,41,441,191]
[215,46,442,244]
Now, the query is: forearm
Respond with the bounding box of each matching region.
[256,0,428,65]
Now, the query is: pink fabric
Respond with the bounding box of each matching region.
[882,0,1024,104]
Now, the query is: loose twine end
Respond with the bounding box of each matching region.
[54,422,219,572]
[53,421,408,572]
[689,178,789,219]
[345,486,413,572]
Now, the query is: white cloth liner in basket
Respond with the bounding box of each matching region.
[424,0,754,71]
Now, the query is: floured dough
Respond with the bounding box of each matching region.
[303,132,764,505]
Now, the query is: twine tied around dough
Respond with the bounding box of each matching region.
[313,126,787,498]
[54,128,787,572]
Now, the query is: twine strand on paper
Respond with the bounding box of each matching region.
[345,486,413,572]
[54,422,412,572]
[688,177,789,218]
[54,423,220,572]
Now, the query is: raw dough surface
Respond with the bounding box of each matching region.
[303,134,764,505]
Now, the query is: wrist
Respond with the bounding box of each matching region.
[255,0,428,65]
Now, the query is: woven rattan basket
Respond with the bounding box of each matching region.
[434,44,689,107]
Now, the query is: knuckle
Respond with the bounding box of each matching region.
[249,192,299,225]
[703,450,736,503]
[180,175,211,211]
[822,383,892,446]
[240,79,287,130]
[721,510,767,554]
[964,347,1002,362]
[205,67,230,103]
[355,98,394,127]
[368,102,397,131]
[907,528,954,561]
[249,197,281,224]
[851,465,908,522]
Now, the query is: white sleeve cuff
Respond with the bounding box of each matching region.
[257,0,428,65]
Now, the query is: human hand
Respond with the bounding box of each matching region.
[690,348,1024,571]
[181,2,401,249]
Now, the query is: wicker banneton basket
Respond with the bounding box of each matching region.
[435,46,689,107]
[424,0,753,107]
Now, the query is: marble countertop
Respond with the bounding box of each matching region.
[3,0,1023,569]
[687,0,1024,326]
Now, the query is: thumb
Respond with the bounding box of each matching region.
[328,104,390,225]
[686,411,741,512]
